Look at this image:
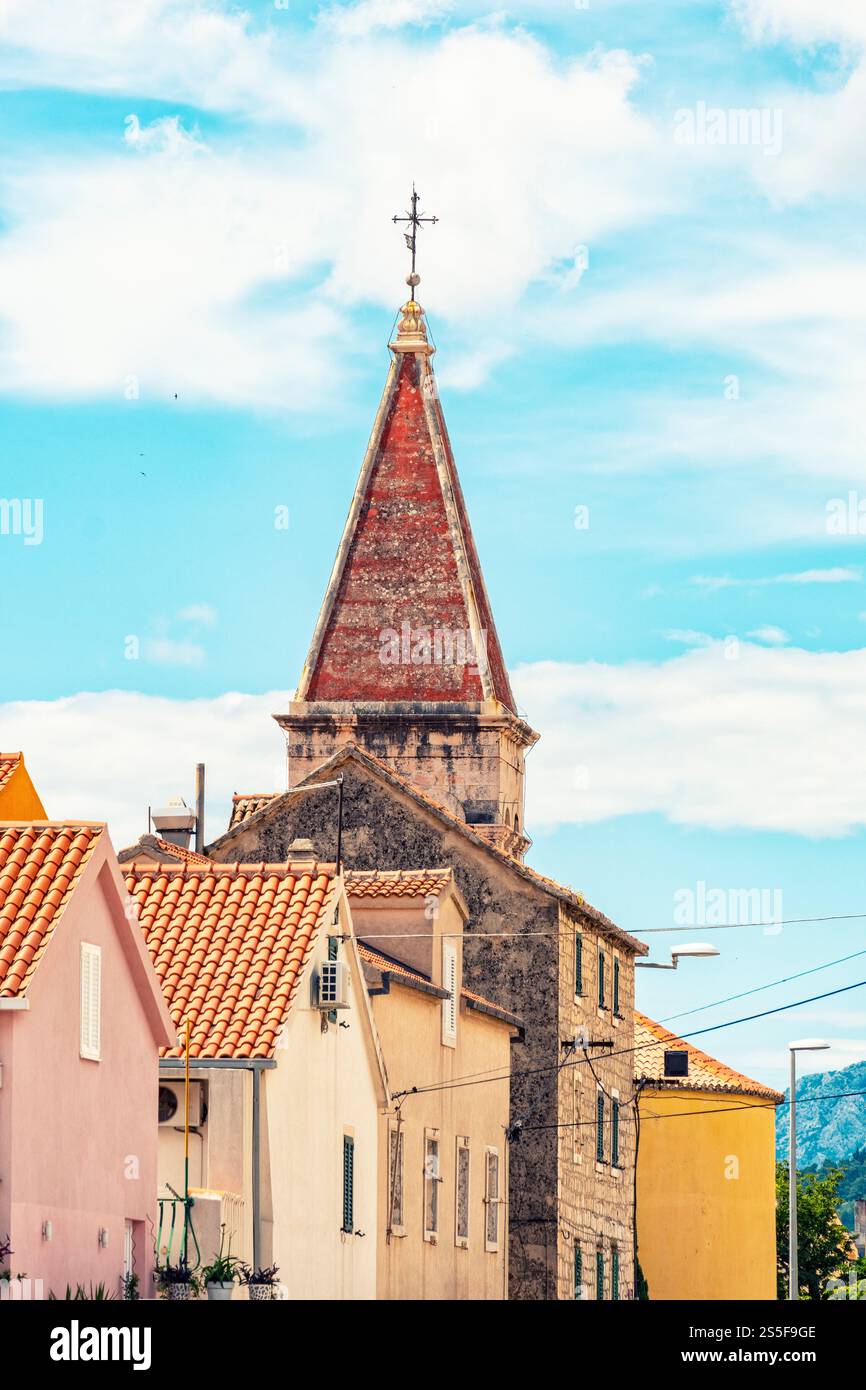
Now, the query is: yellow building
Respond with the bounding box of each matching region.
[634,1012,783,1301]
[0,753,46,819]
[348,868,520,1301]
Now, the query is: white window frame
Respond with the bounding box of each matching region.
[423,1128,441,1243]
[79,942,101,1061]
[455,1136,470,1249]
[388,1122,405,1235]
[441,941,457,1046]
[484,1146,501,1253]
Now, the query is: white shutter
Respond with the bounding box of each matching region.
[79,942,101,1060]
[484,1148,500,1252]
[442,941,457,1044]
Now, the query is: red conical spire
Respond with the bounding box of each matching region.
[297,296,516,711]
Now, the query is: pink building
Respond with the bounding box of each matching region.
[0,823,174,1299]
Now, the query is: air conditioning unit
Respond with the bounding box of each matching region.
[317,960,351,1010]
[158,1081,204,1128]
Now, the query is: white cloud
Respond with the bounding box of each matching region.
[691,568,861,592]
[664,629,714,647]
[514,642,866,836]
[0,690,287,851]
[319,0,453,38]
[6,641,866,848]
[747,625,789,644]
[731,0,866,49]
[178,603,218,628]
[0,30,665,404]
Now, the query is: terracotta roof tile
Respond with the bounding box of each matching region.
[634,1011,784,1102]
[126,861,339,1059]
[0,823,103,998]
[357,941,518,1023]
[229,794,278,830]
[0,755,21,793]
[346,868,453,899]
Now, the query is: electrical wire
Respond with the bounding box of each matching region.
[660,945,866,1025]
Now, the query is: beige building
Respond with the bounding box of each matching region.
[347,868,520,1299]
[124,847,388,1299]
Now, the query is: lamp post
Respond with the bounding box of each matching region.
[635,942,721,970]
[787,1038,830,1300]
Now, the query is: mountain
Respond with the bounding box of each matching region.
[775,1059,866,1167]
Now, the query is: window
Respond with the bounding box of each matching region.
[597,949,606,1009]
[596,1248,604,1300]
[664,1050,689,1078]
[613,957,621,1016]
[455,1138,470,1248]
[484,1148,501,1252]
[596,1091,605,1162]
[612,1246,620,1301]
[342,1134,355,1233]
[424,1130,440,1241]
[79,942,101,1061]
[574,931,583,996]
[442,942,457,1044]
[573,1243,583,1300]
[612,1099,620,1168]
[388,1125,404,1232]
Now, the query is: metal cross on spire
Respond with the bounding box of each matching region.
[392,184,438,290]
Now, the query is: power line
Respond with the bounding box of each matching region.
[521,1087,866,1132]
[660,945,866,1025]
[350,910,866,942]
[392,975,866,1101]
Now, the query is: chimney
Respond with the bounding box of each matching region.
[151,797,196,849]
[195,763,205,854]
[287,837,317,864]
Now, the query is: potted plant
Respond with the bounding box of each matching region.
[156,1261,200,1301]
[0,1236,11,1283]
[121,1271,140,1301]
[201,1228,243,1302]
[240,1263,280,1301]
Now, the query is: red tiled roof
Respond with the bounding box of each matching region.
[346,868,454,899]
[357,940,519,1025]
[634,1012,784,1102]
[0,755,21,793]
[0,823,103,998]
[150,838,213,867]
[229,793,278,830]
[125,861,338,1059]
[297,350,517,711]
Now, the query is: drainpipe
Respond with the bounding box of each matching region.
[252,1068,261,1269]
[195,763,205,855]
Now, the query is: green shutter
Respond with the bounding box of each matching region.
[596,1249,604,1301]
[596,1092,605,1161]
[612,1100,620,1167]
[342,1135,355,1233]
[575,932,583,996]
[328,937,338,961]
[573,1244,583,1300]
[613,958,620,1015]
[598,949,605,1008]
[612,1247,620,1301]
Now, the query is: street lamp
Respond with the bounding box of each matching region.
[787,1039,830,1301]
[635,942,720,970]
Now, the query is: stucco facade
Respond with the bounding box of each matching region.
[0,828,173,1299]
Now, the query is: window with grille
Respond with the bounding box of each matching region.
[612,1099,620,1167]
[596,1091,605,1162]
[442,941,457,1044]
[612,1246,620,1301]
[342,1135,355,1233]
[573,1244,583,1300]
[388,1126,404,1231]
[484,1148,500,1252]
[455,1138,470,1247]
[79,942,101,1061]
[596,1248,604,1300]
[424,1130,440,1240]
[574,931,583,996]
[597,949,606,1008]
[613,957,620,1015]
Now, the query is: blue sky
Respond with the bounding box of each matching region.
[2,0,866,1092]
